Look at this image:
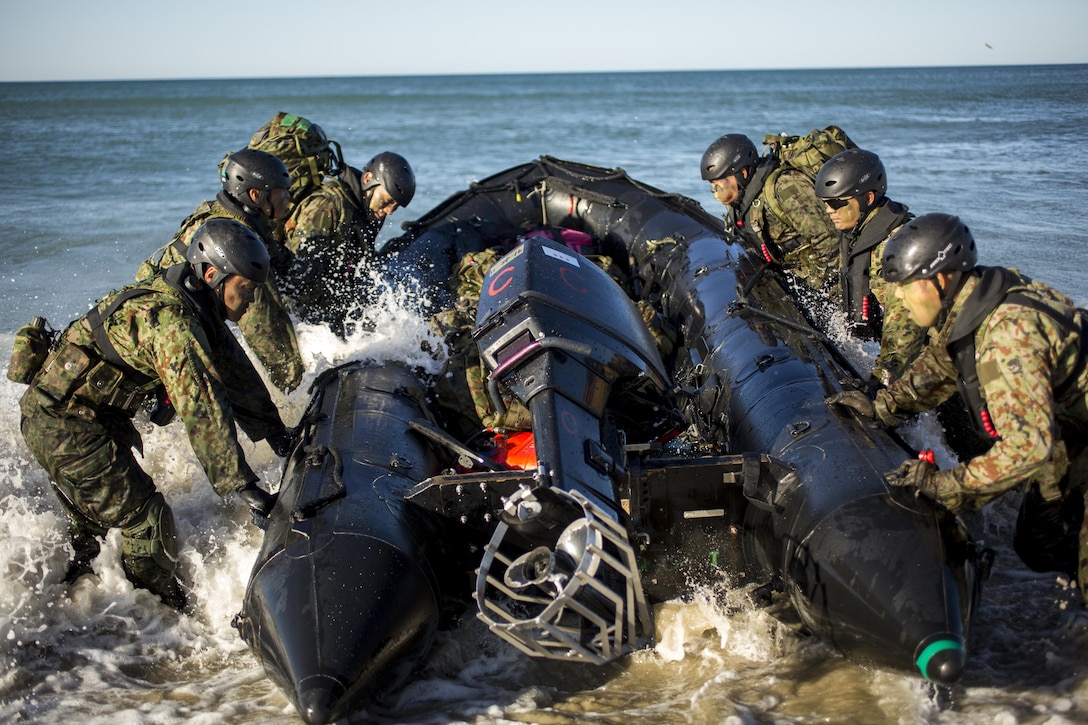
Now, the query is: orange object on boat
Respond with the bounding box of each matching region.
[493,431,537,470]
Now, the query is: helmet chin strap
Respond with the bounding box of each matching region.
[211,279,229,316]
[362,184,378,209]
[857,192,882,217]
[734,166,752,195]
[931,271,964,329]
[190,263,229,312]
[234,188,267,217]
[361,185,388,228]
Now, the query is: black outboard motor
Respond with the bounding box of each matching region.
[472,235,665,663]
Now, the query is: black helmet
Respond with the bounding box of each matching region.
[881,213,977,283]
[815,148,888,200]
[700,134,759,181]
[220,149,291,208]
[363,152,416,207]
[186,219,270,288]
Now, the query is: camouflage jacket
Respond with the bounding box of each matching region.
[136,192,302,392]
[31,267,284,495]
[875,269,1088,509]
[734,160,840,291]
[840,200,926,383]
[282,168,383,328]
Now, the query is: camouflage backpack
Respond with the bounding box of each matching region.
[761,125,857,224]
[244,112,343,203]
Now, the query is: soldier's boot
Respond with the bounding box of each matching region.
[52,484,106,583]
[119,492,193,614]
[64,527,102,583]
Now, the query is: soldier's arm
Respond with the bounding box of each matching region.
[283,196,341,304]
[874,337,958,420]
[285,194,337,257]
[148,308,261,496]
[235,280,304,393]
[208,324,287,442]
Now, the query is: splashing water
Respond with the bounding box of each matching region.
[1,244,1086,724]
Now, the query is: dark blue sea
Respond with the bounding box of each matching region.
[1,65,1087,723]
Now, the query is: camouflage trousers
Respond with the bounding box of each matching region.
[237,280,304,392]
[19,388,184,607]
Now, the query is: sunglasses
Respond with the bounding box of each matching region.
[823,197,852,210]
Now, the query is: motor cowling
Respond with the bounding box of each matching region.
[472,235,661,663]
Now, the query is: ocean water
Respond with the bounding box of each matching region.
[1,65,1087,724]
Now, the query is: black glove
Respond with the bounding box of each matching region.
[825,390,876,419]
[237,481,277,517]
[861,374,886,397]
[266,426,297,458]
[883,459,939,498]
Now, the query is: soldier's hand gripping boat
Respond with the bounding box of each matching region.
[233,156,990,724]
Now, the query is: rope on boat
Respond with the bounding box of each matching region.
[292,444,347,521]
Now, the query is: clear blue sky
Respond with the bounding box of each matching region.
[2,0,1085,82]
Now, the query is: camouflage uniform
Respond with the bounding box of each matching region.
[138,191,303,392]
[839,199,926,383]
[430,247,533,435]
[282,167,383,334]
[873,269,1088,596]
[19,265,285,607]
[733,160,840,291]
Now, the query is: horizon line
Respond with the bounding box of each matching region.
[2,61,1085,85]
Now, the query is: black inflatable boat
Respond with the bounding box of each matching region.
[233,156,990,724]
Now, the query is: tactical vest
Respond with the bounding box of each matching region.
[138,195,246,279]
[286,175,381,275]
[34,288,160,418]
[947,266,1088,443]
[732,160,776,248]
[841,200,912,340]
[32,266,221,419]
[137,193,282,281]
